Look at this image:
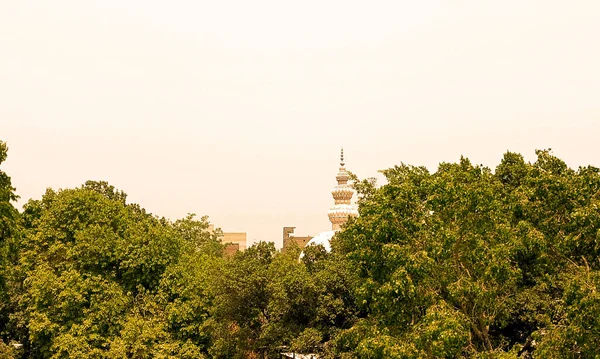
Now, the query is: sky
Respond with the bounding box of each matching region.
[1,1,599,247]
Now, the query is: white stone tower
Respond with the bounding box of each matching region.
[327,148,359,230]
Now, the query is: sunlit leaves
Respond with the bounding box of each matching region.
[333,150,600,357]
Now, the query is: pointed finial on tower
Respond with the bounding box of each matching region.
[329,147,358,230]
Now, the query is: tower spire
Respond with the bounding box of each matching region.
[327,149,358,230]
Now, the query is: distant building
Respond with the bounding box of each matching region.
[222,232,247,251]
[282,227,312,253]
[207,224,247,255]
[283,148,358,253]
[223,242,240,257]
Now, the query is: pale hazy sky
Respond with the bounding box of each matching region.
[1,1,599,247]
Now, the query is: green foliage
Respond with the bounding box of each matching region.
[6,174,222,358]
[0,341,19,359]
[290,328,322,353]
[332,150,600,357]
[3,141,600,358]
[208,241,358,358]
[0,141,20,352]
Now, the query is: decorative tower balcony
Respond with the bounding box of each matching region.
[327,148,359,230]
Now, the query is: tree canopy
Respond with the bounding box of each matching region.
[1,141,600,358]
[332,150,600,358]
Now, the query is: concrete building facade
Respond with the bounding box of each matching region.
[207,224,247,255]
[282,227,313,253]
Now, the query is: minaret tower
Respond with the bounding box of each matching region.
[327,148,359,230]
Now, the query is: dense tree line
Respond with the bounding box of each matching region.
[1,139,600,358]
